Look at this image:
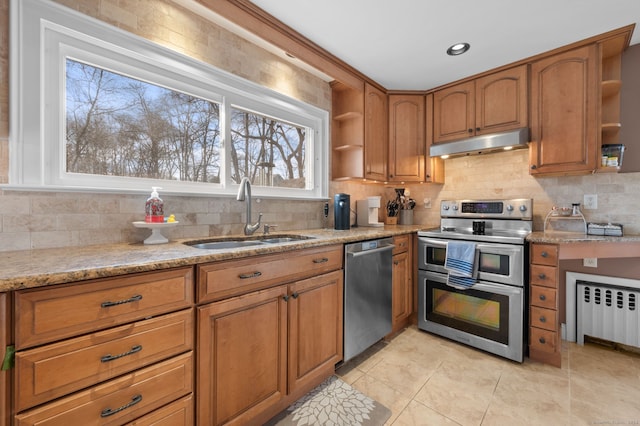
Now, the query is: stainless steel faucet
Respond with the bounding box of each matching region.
[236,177,262,235]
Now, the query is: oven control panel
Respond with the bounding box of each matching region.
[441,199,532,220]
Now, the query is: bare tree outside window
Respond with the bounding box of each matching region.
[65,59,221,183]
[65,59,309,190]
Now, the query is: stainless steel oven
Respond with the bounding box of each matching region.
[417,198,532,362]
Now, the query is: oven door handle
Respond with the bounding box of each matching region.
[418,237,448,248]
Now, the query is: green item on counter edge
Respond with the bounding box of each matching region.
[2,345,15,370]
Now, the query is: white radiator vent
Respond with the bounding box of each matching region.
[577,281,640,347]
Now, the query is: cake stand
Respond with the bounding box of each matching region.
[132,221,179,244]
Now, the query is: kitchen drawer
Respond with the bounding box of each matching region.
[15,352,193,426]
[530,264,558,288]
[530,327,558,353]
[530,285,557,310]
[531,244,558,266]
[198,245,342,303]
[15,309,193,411]
[530,306,557,332]
[393,234,410,255]
[15,267,194,349]
[126,394,193,426]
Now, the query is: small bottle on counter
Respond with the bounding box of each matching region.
[145,187,164,223]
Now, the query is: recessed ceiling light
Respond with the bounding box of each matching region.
[447,42,470,56]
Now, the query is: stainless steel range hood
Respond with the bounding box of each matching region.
[429,128,529,158]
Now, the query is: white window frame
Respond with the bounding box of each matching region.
[8,0,329,199]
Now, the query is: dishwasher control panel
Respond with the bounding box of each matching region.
[361,240,379,251]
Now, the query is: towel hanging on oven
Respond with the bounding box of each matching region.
[444,241,478,289]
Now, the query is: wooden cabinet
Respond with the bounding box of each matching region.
[364,83,388,181]
[388,94,425,182]
[433,65,528,143]
[0,292,10,426]
[529,243,561,367]
[390,234,413,334]
[331,81,388,181]
[13,268,195,425]
[529,46,599,175]
[197,245,343,425]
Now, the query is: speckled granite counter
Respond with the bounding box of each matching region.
[0,225,426,292]
[527,231,640,259]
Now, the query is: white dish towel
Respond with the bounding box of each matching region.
[444,241,478,289]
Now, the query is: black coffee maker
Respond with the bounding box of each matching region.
[334,193,350,230]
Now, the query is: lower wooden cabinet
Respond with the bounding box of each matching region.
[390,234,413,334]
[197,270,343,425]
[0,292,10,426]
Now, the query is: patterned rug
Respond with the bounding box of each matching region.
[266,376,391,426]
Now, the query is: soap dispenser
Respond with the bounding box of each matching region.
[145,187,164,223]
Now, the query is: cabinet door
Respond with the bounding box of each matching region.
[424,93,444,183]
[197,286,287,426]
[391,251,411,333]
[0,292,9,426]
[388,94,425,182]
[475,65,528,135]
[433,81,474,143]
[364,83,388,181]
[288,270,343,395]
[530,45,599,175]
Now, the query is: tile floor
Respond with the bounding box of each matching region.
[336,326,640,425]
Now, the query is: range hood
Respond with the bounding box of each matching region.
[430,128,530,158]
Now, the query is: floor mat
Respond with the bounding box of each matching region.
[266,376,391,426]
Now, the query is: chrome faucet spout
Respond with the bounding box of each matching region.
[237,177,262,235]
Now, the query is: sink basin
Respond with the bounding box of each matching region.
[185,234,314,249]
[187,240,266,250]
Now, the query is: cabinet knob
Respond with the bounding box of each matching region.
[539,337,546,344]
[531,165,537,170]
[476,127,480,132]
[291,292,299,299]
[283,295,290,301]
[468,128,473,133]
[539,316,546,323]
[539,294,546,301]
[538,273,546,280]
[541,251,548,258]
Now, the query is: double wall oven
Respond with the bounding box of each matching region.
[417,199,532,362]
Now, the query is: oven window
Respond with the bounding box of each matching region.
[426,279,509,344]
[478,252,510,276]
[427,246,446,266]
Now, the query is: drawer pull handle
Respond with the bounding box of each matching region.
[101,294,142,308]
[539,337,546,344]
[100,394,142,418]
[539,294,546,301]
[539,316,546,323]
[541,251,548,258]
[239,271,262,279]
[312,257,329,264]
[101,345,143,363]
[538,273,546,280]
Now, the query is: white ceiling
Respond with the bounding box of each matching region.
[246,0,640,90]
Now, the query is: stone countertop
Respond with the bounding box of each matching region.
[0,225,427,292]
[527,231,640,244]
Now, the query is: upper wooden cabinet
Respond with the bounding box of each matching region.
[529,45,599,175]
[388,94,425,182]
[433,65,528,143]
[331,82,388,181]
[364,84,388,181]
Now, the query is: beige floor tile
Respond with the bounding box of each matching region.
[350,374,412,425]
[391,400,460,426]
[570,373,640,425]
[366,352,438,398]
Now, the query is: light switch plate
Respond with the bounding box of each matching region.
[583,194,597,210]
[423,198,431,209]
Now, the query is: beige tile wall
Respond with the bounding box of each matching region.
[0,0,638,252]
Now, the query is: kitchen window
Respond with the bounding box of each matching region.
[9,0,328,199]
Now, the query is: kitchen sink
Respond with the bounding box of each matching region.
[184,234,314,250]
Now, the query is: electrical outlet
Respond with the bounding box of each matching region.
[583,194,598,210]
[423,198,432,209]
[583,258,598,268]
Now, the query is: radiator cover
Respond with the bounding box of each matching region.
[577,281,640,347]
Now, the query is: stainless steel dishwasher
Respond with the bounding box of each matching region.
[343,237,394,362]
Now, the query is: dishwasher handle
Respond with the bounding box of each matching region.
[347,244,395,257]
